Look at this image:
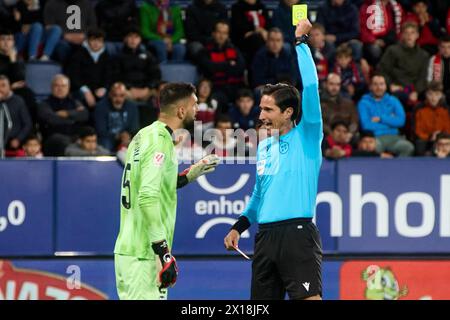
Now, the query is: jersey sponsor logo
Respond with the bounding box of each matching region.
[257,160,266,176]
[153,152,165,167]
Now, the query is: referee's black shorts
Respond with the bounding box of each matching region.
[251,217,322,300]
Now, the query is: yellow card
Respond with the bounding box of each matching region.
[292,4,308,26]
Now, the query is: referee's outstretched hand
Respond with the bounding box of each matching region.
[295,19,312,38]
[224,229,240,250]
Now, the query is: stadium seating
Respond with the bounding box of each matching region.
[160,62,199,85]
[25,61,62,100]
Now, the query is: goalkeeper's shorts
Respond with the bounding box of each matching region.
[114,254,167,300]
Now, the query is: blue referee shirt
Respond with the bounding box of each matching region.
[241,43,323,224]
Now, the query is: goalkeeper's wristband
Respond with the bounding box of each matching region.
[152,240,172,264]
[231,216,251,234]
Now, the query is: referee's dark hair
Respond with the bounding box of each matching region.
[159,82,196,112]
[261,83,301,122]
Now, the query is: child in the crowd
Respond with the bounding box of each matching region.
[228,88,260,131]
[322,120,353,159]
[333,43,368,100]
[23,134,43,158]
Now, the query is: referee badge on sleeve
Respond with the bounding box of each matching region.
[153,152,165,167]
[257,160,266,176]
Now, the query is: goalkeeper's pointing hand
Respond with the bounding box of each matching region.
[185,154,220,182]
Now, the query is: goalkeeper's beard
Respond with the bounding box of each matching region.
[182,117,195,132]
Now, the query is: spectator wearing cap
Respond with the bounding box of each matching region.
[322,120,353,159]
[357,73,414,156]
[66,28,112,109]
[414,81,450,155]
[65,126,110,156]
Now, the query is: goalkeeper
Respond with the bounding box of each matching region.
[114,82,220,300]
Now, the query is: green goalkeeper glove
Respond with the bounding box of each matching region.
[182,154,220,182]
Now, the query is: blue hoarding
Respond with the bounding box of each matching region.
[336,158,450,253]
[55,160,122,254]
[0,160,54,256]
[2,259,340,300]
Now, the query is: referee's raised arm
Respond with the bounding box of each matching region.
[294,20,323,130]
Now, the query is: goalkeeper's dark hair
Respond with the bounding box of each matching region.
[261,83,301,122]
[159,82,196,112]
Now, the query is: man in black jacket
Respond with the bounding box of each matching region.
[38,74,89,156]
[0,75,32,155]
[112,27,161,102]
[66,28,112,109]
[95,0,138,56]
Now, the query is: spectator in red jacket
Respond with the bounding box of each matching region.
[322,120,353,159]
[404,0,441,55]
[359,0,404,65]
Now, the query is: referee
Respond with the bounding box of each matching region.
[224,19,323,300]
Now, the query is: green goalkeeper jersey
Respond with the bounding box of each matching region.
[114,121,178,259]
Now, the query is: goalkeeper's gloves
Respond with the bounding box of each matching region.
[152,240,178,291]
[181,154,220,183]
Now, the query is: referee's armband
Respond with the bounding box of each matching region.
[231,216,251,234]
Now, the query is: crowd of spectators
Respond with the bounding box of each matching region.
[0,0,449,159]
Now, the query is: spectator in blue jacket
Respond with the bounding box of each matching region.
[251,28,299,89]
[94,82,139,151]
[357,73,414,156]
[228,88,260,130]
[316,0,362,60]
